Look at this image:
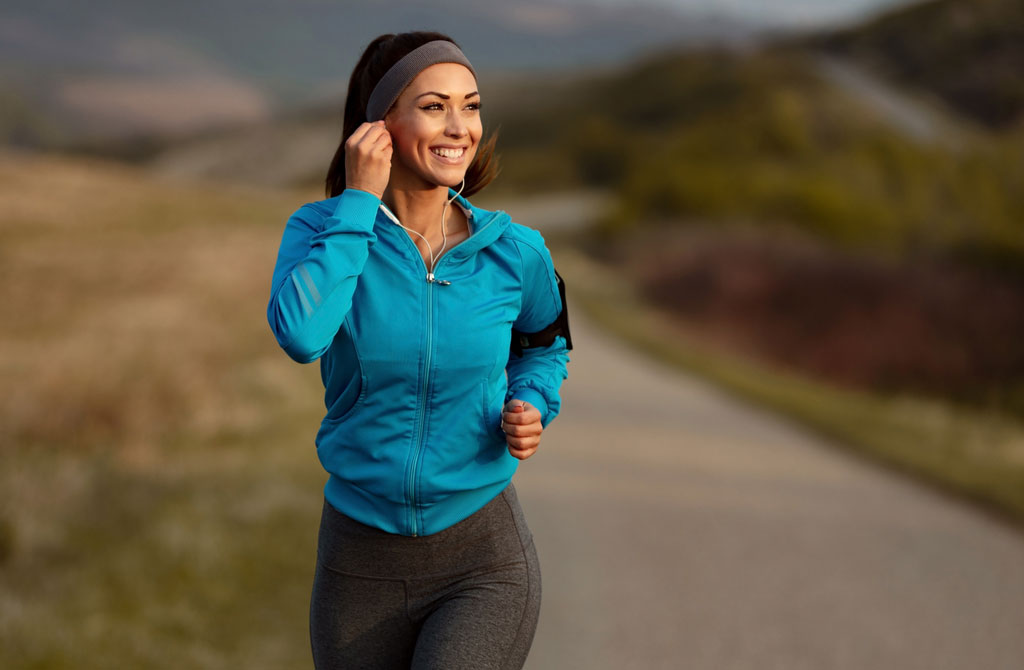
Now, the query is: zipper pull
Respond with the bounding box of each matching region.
[425,272,451,285]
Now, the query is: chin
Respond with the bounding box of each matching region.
[433,170,470,189]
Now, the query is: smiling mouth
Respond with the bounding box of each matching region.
[430,147,466,161]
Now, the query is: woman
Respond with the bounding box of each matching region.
[266,31,571,669]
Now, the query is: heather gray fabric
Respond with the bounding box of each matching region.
[310,483,541,670]
[366,40,477,121]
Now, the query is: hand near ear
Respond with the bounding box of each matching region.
[501,399,543,460]
[345,120,392,198]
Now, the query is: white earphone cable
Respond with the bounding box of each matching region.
[391,179,466,283]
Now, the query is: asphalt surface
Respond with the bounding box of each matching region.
[812,55,966,150]
[513,307,1024,670]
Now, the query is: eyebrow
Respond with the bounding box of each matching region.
[415,91,480,100]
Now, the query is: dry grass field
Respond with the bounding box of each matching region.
[0,150,329,668]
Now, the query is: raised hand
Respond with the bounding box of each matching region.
[345,120,393,198]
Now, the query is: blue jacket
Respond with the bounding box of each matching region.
[267,187,570,536]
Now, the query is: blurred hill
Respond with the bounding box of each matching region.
[805,0,1024,129]
[0,0,752,150]
[127,1,1020,207]
[5,0,1022,416]
[491,44,1023,262]
[478,39,1024,413]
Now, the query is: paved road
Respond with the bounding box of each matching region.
[514,306,1024,670]
[813,55,966,149]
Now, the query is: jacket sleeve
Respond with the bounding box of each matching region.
[505,233,571,428]
[267,188,381,364]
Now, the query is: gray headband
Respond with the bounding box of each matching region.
[365,40,477,121]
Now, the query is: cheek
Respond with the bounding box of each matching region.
[467,119,484,152]
[392,134,415,160]
[387,129,421,167]
[390,120,432,157]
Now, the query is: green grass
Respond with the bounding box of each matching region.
[554,246,1024,528]
[490,46,1024,273]
[3,425,325,668]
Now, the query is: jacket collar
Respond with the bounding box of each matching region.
[377,187,510,261]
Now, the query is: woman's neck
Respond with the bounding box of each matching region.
[381,183,454,237]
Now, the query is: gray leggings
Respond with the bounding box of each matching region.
[309,483,541,670]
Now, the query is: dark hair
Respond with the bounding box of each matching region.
[325,31,500,199]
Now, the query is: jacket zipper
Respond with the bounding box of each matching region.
[407,275,433,536]
[379,203,431,535]
[398,226,447,537]
[380,202,498,536]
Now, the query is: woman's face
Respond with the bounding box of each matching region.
[384,62,482,189]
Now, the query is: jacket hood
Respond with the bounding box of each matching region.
[441,187,512,259]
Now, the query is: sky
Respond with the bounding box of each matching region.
[565,0,919,28]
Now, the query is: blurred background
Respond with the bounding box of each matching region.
[2,0,1023,668]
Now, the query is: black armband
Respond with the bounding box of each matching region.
[510,268,573,358]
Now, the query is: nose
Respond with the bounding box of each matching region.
[444,109,467,138]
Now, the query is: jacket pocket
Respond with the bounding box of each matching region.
[325,374,368,425]
[481,379,502,435]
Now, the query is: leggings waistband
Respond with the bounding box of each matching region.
[316,482,533,579]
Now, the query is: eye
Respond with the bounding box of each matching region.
[466,101,482,111]
[421,102,444,111]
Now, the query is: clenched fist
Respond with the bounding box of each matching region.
[345,120,392,198]
[501,399,544,460]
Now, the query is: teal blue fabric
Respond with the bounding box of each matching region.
[267,187,570,536]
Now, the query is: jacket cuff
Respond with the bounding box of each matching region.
[332,188,382,230]
[506,388,549,425]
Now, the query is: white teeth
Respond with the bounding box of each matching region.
[431,147,464,158]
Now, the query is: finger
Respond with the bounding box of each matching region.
[371,131,392,152]
[507,438,539,459]
[502,422,541,438]
[508,446,537,461]
[501,414,541,431]
[346,121,378,146]
[505,434,539,452]
[502,407,541,425]
[503,399,531,416]
[350,121,389,149]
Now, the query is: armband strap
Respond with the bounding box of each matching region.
[510,268,573,358]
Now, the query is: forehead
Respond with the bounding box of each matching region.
[403,63,478,97]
